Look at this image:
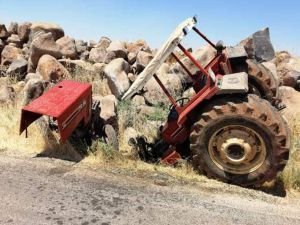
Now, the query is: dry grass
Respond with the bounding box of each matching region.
[64,64,111,96]
[280,116,300,190]
[1,100,300,191]
[0,103,45,154]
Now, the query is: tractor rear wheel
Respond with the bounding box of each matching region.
[190,94,290,187]
[246,59,278,104]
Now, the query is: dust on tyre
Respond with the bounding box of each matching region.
[190,94,290,186]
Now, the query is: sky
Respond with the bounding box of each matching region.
[0,0,299,55]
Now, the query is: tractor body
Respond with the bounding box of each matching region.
[124,17,290,186]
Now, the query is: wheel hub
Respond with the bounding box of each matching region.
[208,125,266,174]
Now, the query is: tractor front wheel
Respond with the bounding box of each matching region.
[190,94,290,187]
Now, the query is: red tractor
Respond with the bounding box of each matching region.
[123,17,290,187]
[20,17,290,187]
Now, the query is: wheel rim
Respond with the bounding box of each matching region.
[208,125,266,174]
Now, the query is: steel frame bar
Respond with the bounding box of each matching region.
[192,27,217,50]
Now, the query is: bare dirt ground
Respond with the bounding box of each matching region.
[0,149,300,225]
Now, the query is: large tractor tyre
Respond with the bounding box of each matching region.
[190,94,290,187]
[103,124,119,151]
[246,59,278,104]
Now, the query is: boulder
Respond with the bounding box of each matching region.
[104,58,130,98]
[96,36,111,49]
[7,34,22,48]
[25,73,42,83]
[89,47,107,63]
[93,63,106,74]
[126,39,151,54]
[75,40,88,53]
[22,46,30,60]
[127,52,137,64]
[0,39,4,53]
[0,24,9,39]
[0,85,15,104]
[30,22,64,41]
[128,72,137,82]
[279,86,300,117]
[134,50,153,72]
[56,36,77,59]
[99,94,118,124]
[29,32,62,69]
[80,50,89,60]
[144,72,182,105]
[170,45,216,84]
[132,95,146,106]
[106,40,128,59]
[262,61,279,85]
[239,28,275,62]
[282,70,300,90]
[7,22,18,35]
[275,52,300,82]
[36,54,69,82]
[22,78,48,105]
[88,40,97,50]
[18,22,32,42]
[6,58,28,80]
[285,57,300,72]
[1,45,23,65]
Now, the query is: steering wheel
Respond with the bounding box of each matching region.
[169,97,190,110]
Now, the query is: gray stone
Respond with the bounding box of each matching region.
[7,22,18,35]
[89,47,107,63]
[134,50,153,73]
[282,70,300,90]
[88,40,97,50]
[80,50,89,60]
[36,54,69,82]
[6,58,28,80]
[0,24,9,39]
[106,40,128,59]
[56,36,77,59]
[104,58,130,98]
[96,36,111,49]
[1,45,23,66]
[0,85,15,104]
[7,34,22,48]
[126,39,151,54]
[144,72,182,105]
[132,95,145,106]
[239,28,275,62]
[0,39,4,53]
[17,22,32,42]
[29,32,62,69]
[75,40,88,53]
[99,94,118,124]
[25,73,42,83]
[30,22,64,41]
[128,52,137,65]
[22,78,48,105]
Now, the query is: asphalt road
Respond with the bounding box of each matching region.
[0,153,300,225]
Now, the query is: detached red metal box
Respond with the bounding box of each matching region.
[20,80,92,143]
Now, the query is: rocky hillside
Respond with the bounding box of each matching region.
[0,21,300,145]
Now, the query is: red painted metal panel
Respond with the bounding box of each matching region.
[20,80,92,143]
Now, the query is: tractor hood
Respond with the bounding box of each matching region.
[122,17,197,100]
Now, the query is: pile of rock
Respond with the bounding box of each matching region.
[1,20,300,126]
